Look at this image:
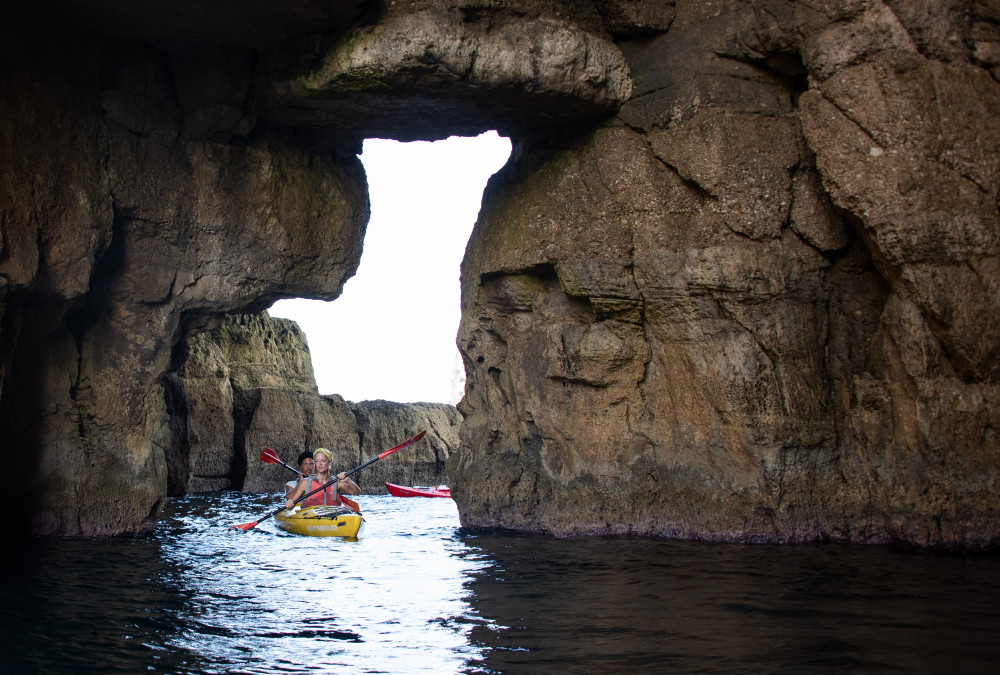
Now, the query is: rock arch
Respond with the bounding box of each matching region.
[1,1,998,548]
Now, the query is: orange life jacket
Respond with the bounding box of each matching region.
[302,477,342,507]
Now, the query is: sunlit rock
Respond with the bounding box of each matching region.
[174,314,457,494]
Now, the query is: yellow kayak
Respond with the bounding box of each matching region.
[274,505,365,538]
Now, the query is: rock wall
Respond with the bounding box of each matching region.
[2,0,998,548]
[1,0,628,536]
[453,0,1000,549]
[172,313,457,495]
[0,6,369,535]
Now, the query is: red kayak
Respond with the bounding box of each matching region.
[385,482,452,498]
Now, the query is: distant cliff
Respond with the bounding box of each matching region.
[2,1,998,548]
[169,313,457,495]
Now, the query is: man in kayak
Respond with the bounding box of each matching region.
[284,450,315,496]
[285,447,361,510]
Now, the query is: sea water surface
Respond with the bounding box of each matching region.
[1,492,998,674]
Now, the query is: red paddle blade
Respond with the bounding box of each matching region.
[340,496,360,513]
[229,520,261,531]
[259,448,280,464]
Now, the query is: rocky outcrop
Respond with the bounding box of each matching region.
[0,7,369,535]
[256,0,633,146]
[351,399,459,489]
[172,313,458,494]
[2,0,998,548]
[1,1,626,536]
[453,0,1000,549]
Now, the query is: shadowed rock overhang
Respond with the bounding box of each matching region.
[33,0,634,147]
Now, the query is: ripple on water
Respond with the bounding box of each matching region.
[1,492,999,674]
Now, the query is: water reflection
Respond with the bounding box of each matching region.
[459,532,1000,673]
[153,493,487,674]
[0,494,998,674]
[0,535,204,673]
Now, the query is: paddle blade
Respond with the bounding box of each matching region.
[377,430,426,460]
[259,448,280,464]
[340,495,360,513]
[229,520,261,531]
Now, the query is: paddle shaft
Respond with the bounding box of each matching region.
[288,435,423,503]
[236,470,360,530]
[267,450,360,511]
[231,430,426,530]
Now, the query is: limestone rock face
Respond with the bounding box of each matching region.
[173,313,457,495]
[1,1,630,536]
[351,399,460,489]
[0,10,368,535]
[3,0,998,548]
[33,0,370,49]
[256,0,633,145]
[174,313,319,493]
[453,0,1000,549]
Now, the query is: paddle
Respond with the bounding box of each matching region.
[230,430,427,531]
[259,447,299,475]
[261,447,361,513]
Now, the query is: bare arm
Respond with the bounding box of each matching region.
[285,478,308,509]
[337,472,361,496]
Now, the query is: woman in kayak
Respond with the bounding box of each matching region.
[284,450,316,496]
[285,447,361,510]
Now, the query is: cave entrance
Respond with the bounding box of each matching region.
[269,131,511,405]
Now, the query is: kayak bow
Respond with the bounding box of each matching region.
[385,482,452,498]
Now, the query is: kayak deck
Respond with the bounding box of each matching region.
[385,482,452,498]
[274,505,365,538]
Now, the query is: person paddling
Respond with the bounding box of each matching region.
[285,447,360,510]
[284,450,316,496]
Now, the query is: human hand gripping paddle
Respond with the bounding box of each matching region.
[259,447,361,513]
[230,430,427,531]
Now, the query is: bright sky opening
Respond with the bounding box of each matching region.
[269,131,512,405]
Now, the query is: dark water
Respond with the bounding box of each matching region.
[1,492,998,674]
